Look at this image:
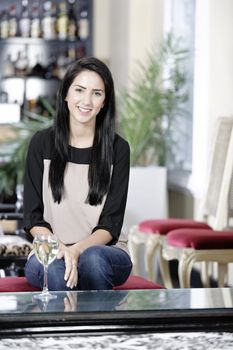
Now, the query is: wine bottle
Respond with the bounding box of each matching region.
[67,0,77,41]
[57,48,68,79]
[30,0,41,38]
[79,5,89,40]
[41,1,57,39]
[15,51,28,76]
[19,0,31,37]
[57,2,68,40]
[44,54,58,79]
[8,4,18,38]
[3,54,15,77]
[30,54,45,77]
[0,10,9,39]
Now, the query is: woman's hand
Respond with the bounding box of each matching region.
[64,291,78,312]
[56,229,112,288]
[57,243,81,289]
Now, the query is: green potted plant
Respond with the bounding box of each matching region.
[0,97,54,199]
[117,33,189,167]
[117,34,189,232]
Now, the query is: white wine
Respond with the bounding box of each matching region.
[32,234,59,301]
[33,238,59,267]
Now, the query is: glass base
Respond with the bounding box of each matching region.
[33,291,57,301]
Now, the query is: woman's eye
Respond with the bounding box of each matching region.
[94,91,102,97]
[75,88,83,93]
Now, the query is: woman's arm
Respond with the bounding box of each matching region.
[30,226,53,237]
[91,136,130,243]
[23,130,53,235]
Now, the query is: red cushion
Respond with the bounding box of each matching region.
[138,219,212,235]
[167,228,233,249]
[0,277,40,292]
[0,275,165,292]
[114,275,165,290]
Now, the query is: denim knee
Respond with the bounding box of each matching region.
[24,255,43,289]
[25,255,72,291]
[78,246,113,290]
[47,259,70,291]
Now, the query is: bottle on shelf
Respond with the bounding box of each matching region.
[15,51,29,77]
[79,5,89,41]
[44,54,58,79]
[30,0,41,38]
[29,54,45,77]
[19,0,31,38]
[67,45,76,65]
[76,44,86,59]
[0,10,9,39]
[57,48,68,79]
[3,54,15,78]
[8,4,18,38]
[41,1,57,39]
[67,0,78,41]
[57,2,68,40]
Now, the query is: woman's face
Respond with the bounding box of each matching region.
[65,69,105,128]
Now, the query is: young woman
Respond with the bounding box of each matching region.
[23,57,132,290]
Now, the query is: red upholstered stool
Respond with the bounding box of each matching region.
[163,228,233,288]
[167,229,233,249]
[128,219,212,287]
[0,275,165,292]
[139,219,212,235]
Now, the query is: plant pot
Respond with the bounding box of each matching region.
[123,165,168,233]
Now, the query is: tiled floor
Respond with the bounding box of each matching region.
[0,332,233,350]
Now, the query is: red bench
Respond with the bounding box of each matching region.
[0,275,164,292]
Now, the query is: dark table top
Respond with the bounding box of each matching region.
[1,288,233,336]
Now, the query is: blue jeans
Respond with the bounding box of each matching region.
[25,245,132,291]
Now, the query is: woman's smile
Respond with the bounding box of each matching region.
[77,106,92,114]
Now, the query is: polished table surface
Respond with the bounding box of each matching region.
[1,288,233,336]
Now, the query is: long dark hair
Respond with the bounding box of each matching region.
[49,57,116,205]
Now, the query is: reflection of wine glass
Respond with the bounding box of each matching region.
[33,234,59,301]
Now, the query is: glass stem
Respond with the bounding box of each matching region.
[42,265,49,294]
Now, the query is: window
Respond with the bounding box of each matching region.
[165,0,195,172]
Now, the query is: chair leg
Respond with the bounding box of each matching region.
[178,251,194,288]
[159,250,173,288]
[218,263,228,287]
[200,262,211,288]
[130,242,141,276]
[144,235,161,281]
[128,226,161,282]
[128,231,141,276]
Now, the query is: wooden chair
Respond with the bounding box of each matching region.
[161,121,233,288]
[128,117,233,287]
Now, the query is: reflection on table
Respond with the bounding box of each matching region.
[1,288,233,314]
[1,288,233,335]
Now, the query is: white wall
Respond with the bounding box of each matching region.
[92,0,110,62]
[93,0,164,90]
[209,0,233,122]
[191,0,233,217]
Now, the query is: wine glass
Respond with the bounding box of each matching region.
[33,234,59,301]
